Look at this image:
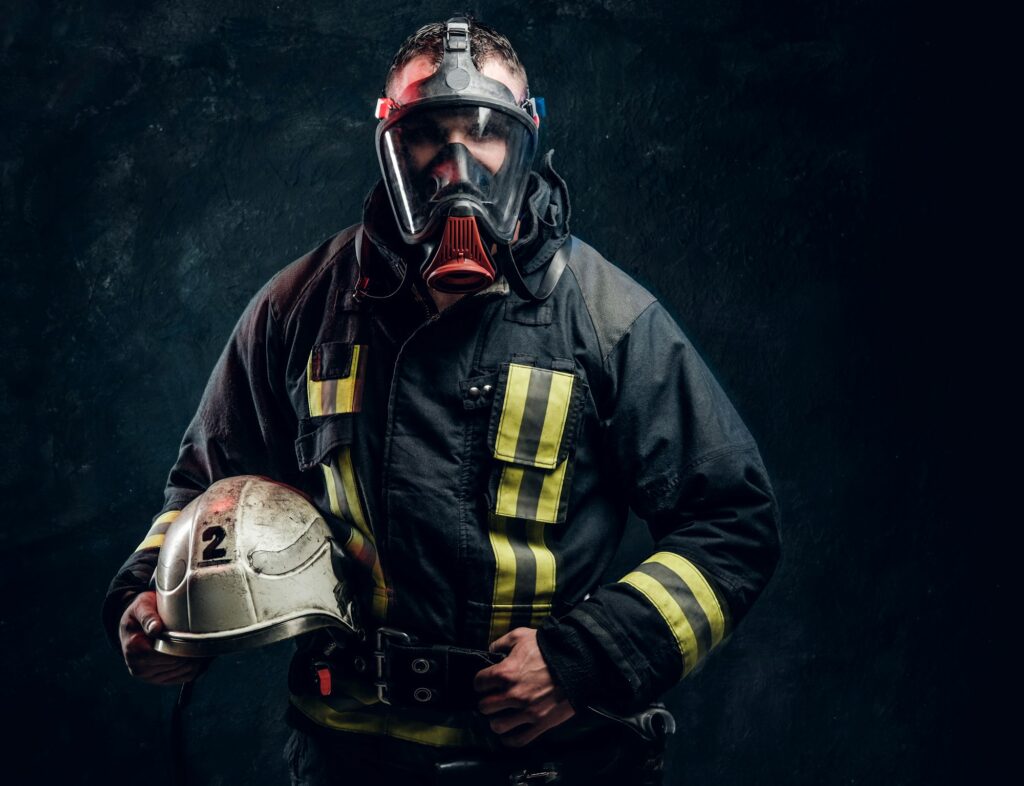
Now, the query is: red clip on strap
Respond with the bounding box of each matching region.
[316,667,332,697]
[375,97,399,120]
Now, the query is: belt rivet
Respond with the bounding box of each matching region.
[411,658,431,674]
[413,687,433,703]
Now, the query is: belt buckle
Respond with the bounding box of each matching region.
[373,627,411,705]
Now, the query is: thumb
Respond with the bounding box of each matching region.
[131,591,165,637]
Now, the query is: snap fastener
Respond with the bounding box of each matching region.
[413,687,434,703]
[468,386,481,398]
[482,384,493,395]
[411,658,431,674]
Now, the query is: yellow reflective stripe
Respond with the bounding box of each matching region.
[307,346,366,417]
[621,571,701,674]
[646,552,726,647]
[290,695,474,747]
[323,448,388,623]
[322,462,341,516]
[494,364,532,460]
[534,459,568,524]
[135,509,182,551]
[488,515,518,641]
[525,521,556,626]
[487,516,557,635]
[495,460,568,524]
[338,448,387,619]
[334,344,361,413]
[494,464,525,518]
[135,533,165,551]
[535,370,574,467]
[338,447,370,540]
[153,510,181,527]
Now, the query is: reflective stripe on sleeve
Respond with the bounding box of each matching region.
[134,509,181,552]
[619,551,727,675]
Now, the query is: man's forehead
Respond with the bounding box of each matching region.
[388,54,526,105]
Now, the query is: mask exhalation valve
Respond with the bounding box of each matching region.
[422,215,497,293]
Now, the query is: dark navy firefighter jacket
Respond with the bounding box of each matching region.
[103,156,780,749]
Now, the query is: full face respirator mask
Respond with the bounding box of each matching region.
[373,18,546,296]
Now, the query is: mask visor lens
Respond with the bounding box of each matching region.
[379,104,537,241]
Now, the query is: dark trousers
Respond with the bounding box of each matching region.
[284,724,665,786]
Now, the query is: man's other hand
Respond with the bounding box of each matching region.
[119,591,209,685]
[474,627,576,747]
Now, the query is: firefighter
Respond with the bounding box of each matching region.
[104,17,780,785]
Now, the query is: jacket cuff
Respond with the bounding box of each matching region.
[101,550,161,651]
[536,616,634,713]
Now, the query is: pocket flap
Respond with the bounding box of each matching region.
[294,413,354,472]
[311,341,355,381]
[486,362,584,470]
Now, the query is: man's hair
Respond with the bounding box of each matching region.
[383,18,528,100]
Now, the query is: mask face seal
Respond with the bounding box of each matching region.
[373,18,544,295]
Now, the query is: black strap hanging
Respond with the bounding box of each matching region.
[501,236,573,303]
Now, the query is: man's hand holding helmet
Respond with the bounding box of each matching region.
[119,591,209,685]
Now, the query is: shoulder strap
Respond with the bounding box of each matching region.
[504,236,573,303]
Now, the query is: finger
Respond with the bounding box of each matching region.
[473,663,509,694]
[488,628,523,654]
[130,657,208,684]
[145,660,207,682]
[131,650,208,673]
[123,631,156,660]
[477,692,526,715]
[125,638,196,669]
[503,703,576,747]
[502,724,544,749]
[130,592,165,636]
[489,710,533,737]
[147,669,203,686]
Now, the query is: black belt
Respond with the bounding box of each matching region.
[373,627,505,709]
[294,627,504,712]
[294,626,677,752]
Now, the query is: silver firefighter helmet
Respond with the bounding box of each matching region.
[152,475,359,657]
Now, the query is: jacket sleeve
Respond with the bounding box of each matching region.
[100,280,298,650]
[536,300,781,712]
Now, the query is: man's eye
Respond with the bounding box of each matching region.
[470,124,497,140]
[405,125,441,144]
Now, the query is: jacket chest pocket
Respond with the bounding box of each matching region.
[485,361,586,524]
[307,341,368,418]
[295,342,367,471]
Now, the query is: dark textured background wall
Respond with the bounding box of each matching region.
[2,1,971,784]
